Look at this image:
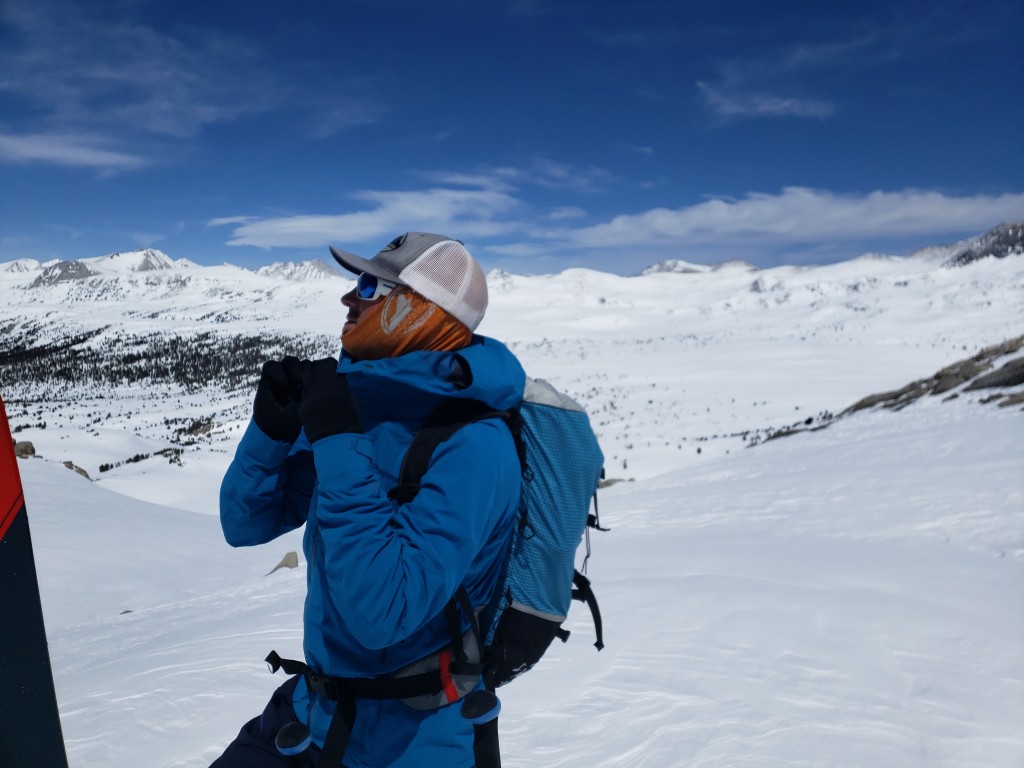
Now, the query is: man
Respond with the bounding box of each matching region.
[213,233,525,767]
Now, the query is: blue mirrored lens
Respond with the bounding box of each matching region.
[356,273,379,299]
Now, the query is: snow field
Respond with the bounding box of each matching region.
[20,385,1024,767]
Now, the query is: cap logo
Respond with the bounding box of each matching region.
[383,234,407,252]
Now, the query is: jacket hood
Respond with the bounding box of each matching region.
[337,335,526,413]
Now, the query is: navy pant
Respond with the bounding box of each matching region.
[210,676,326,767]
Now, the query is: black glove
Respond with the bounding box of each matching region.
[252,356,306,442]
[298,357,362,443]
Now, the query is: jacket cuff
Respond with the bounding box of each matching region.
[240,418,300,463]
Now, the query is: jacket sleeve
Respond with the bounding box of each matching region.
[220,419,316,547]
[310,418,519,650]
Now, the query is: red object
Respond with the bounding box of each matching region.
[0,394,25,543]
[437,648,460,704]
[0,392,71,767]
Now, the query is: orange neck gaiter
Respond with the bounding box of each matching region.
[342,287,473,361]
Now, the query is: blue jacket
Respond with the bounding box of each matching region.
[220,336,525,767]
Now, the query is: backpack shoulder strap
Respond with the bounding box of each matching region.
[387,398,517,683]
[388,399,513,505]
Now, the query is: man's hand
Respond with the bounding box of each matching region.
[298,358,362,443]
[252,356,306,442]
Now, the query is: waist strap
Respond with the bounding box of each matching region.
[265,650,480,702]
[266,645,485,768]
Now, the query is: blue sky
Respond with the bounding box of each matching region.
[1,0,1022,275]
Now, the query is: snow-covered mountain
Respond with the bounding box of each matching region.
[0,258,43,273]
[910,221,1024,266]
[2,225,1022,766]
[80,247,183,273]
[2,227,1023,496]
[255,258,342,281]
[24,248,197,287]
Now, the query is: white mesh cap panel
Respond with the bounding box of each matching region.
[400,240,488,330]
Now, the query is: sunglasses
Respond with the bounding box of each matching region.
[355,272,398,301]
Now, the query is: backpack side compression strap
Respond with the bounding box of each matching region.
[571,570,605,651]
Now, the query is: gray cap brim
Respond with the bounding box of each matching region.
[329,245,409,285]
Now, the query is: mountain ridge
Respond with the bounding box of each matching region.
[4,224,1021,281]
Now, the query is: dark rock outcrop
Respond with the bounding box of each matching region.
[30,260,98,286]
[942,223,1024,267]
[756,335,1024,445]
[844,336,1024,413]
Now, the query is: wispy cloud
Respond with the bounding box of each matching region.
[1,5,273,138]
[130,232,165,248]
[783,33,888,69]
[695,78,836,122]
[0,132,149,171]
[207,216,260,228]
[620,143,655,156]
[494,157,615,192]
[586,27,682,50]
[547,206,587,220]
[306,93,391,139]
[423,158,615,194]
[417,171,518,194]
[695,31,893,122]
[696,81,831,119]
[0,0,385,169]
[696,82,834,119]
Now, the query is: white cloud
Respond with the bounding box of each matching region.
[220,186,521,249]
[217,160,620,250]
[215,183,1023,268]
[544,188,1024,250]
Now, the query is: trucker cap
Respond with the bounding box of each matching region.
[330,232,488,331]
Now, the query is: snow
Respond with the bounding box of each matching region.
[3,242,1023,766]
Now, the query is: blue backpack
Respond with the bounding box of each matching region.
[393,376,607,689]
